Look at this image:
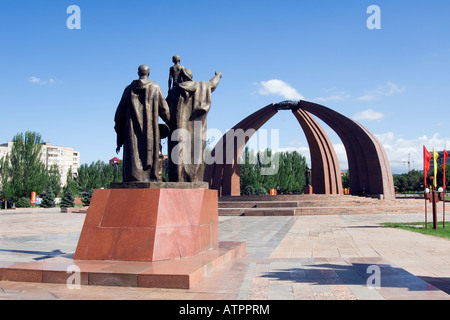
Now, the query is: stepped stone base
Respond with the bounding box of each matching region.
[0,185,247,290]
[0,242,246,289]
[218,195,438,216]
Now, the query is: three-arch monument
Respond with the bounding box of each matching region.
[204,100,395,200]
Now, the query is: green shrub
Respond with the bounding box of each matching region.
[16,197,31,208]
[243,185,255,196]
[255,186,268,195]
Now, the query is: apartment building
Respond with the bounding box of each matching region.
[0,142,80,187]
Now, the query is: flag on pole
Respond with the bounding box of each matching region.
[444,149,449,190]
[424,146,432,188]
[433,148,439,189]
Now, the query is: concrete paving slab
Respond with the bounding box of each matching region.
[0,208,448,300]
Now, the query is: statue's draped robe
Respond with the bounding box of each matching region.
[114,80,170,182]
[168,74,221,182]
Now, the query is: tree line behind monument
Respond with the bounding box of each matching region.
[0,132,307,207]
[239,147,308,196]
[2,130,445,208]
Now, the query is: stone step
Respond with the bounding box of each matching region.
[294,206,434,216]
[218,194,447,216]
[218,198,445,216]
[218,201,299,208]
[219,194,347,202]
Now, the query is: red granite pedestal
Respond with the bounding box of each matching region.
[0,186,246,289]
[74,187,219,262]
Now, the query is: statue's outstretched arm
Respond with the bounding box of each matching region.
[210,71,222,92]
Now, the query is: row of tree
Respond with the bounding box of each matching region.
[76,161,123,193]
[3,131,449,209]
[393,167,450,193]
[240,150,450,195]
[0,131,123,208]
[240,148,307,195]
[0,132,61,207]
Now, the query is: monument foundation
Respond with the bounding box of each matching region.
[74,184,219,262]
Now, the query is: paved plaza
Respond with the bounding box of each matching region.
[0,207,449,300]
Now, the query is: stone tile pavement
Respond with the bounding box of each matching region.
[0,208,449,300]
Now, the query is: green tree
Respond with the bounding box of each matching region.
[393,170,424,193]
[0,132,48,203]
[60,188,75,208]
[437,165,449,188]
[76,160,122,192]
[40,186,56,208]
[82,189,94,206]
[239,148,307,195]
[46,164,62,197]
[240,147,261,192]
[64,166,79,196]
[342,171,350,189]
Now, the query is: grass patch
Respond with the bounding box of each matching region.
[381,222,450,239]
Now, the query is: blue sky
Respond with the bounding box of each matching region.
[1,0,450,173]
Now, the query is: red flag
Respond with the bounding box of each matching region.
[444,149,448,190]
[423,146,432,188]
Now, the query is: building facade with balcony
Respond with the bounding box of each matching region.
[0,142,80,187]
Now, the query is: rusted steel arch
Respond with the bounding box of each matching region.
[204,102,343,197]
[298,100,395,200]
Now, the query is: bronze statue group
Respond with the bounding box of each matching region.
[114,56,222,184]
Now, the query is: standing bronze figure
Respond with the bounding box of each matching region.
[167,63,222,183]
[114,65,171,182]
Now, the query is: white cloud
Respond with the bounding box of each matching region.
[315,88,351,102]
[29,76,41,84]
[258,79,305,100]
[313,82,404,103]
[353,109,384,121]
[315,94,350,102]
[357,81,405,101]
[274,132,450,174]
[376,132,450,173]
[28,76,56,86]
[357,94,377,102]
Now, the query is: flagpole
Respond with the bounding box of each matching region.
[424,145,431,230]
[443,148,448,229]
[425,190,428,229]
[433,149,439,229]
